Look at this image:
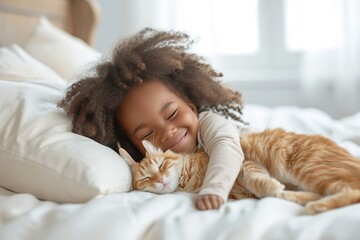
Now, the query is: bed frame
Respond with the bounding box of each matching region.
[0,0,101,47]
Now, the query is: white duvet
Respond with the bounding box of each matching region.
[1,104,360,240]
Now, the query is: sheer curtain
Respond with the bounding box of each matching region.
[119,0,258,63]
[119,0,215,67]
[299,0,360,117]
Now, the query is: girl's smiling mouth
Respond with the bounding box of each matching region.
[168,132,187,152]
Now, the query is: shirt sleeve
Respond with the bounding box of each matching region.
[197,111,245,202]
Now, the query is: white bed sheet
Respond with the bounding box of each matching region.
[1,104,360,240]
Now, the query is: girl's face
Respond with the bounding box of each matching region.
[117,79,199,155]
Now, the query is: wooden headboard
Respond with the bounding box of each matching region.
[0,0,101,47]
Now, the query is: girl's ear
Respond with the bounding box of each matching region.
[187,101,197,114]
[142,140,163,154]
[118,143,137,168]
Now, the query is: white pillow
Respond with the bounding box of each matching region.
[24,17,102,80]
[0,80,131,203]
[0,44,63,83]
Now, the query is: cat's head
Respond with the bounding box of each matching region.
[119,140,184,194]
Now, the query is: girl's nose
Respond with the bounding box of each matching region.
[160,126,177,143]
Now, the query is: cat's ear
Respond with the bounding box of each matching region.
[142,140,163,154]
[119,148,137,167]
[117,142,137,167]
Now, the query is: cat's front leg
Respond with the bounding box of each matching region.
[275,191,322,205]
[240,160,285,198]
[229,184,257,200]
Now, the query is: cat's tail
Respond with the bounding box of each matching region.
[303,189,360,215]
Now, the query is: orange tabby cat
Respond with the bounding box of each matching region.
[119,128,360,214]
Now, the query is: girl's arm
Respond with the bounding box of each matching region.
[197,111,245,209]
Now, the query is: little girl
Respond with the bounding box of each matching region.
[59,28,248,210]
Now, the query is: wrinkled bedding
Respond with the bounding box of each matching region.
[1,104,360,240]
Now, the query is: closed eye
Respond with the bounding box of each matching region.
[139,177,150,182]
[159,162,164,169]
[141,131,154,140]
[167,109,178,120]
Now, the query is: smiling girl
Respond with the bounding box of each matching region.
[59,28,248,210]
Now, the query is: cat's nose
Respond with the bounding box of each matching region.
[153,172,163,183]
[155,176,163,183]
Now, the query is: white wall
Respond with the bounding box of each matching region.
[94,1,128,55]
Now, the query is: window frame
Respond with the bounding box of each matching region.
[218,0,301,83]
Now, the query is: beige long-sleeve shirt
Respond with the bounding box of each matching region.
[197,111,249,202]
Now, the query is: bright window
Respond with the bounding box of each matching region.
[175,0,259,55]
[152,0,343,81]
[285,0,342,51]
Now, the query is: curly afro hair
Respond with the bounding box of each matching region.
[58,28,243,160]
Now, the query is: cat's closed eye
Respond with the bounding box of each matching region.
[139,177,150,182]
[159,162,164,170]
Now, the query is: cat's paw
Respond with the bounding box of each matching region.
[274,190,289,199]
[269,180,285,196]
[303,201,329,215]
[249,177,285,198]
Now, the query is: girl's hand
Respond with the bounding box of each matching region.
[195,194,224,210]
